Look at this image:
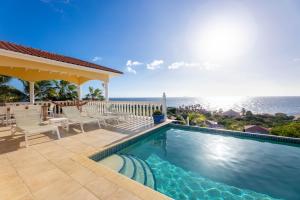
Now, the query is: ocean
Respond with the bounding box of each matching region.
[110,96,300,115]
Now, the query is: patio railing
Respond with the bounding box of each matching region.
[0,93,167,123]
[86,101,164,119]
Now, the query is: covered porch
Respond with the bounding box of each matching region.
[0,41,167,148]
[0,40,122,103]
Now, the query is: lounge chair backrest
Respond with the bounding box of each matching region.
[83,105,97,115]
[62,106,81,118]
[27,105,42,111]
[14,109,42,127]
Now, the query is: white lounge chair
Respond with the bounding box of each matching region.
[62,106,101,133]
[105,104,130,121]
[13,109,61,147]
[83,105,120,126]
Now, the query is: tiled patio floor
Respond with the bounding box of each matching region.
[0,122,171,200]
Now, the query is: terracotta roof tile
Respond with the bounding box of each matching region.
[0,40,123,74]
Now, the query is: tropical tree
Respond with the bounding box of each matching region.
[52,80,78,101]
[84,86,104,100]
[188,112,206,126]
[0,75,24,102]
[21,80,57,101]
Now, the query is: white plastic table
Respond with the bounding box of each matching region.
[49,117,69,131]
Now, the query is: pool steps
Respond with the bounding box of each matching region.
[98,154,156,189]
[119,155,135,179]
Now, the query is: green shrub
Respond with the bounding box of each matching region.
[153,110,162,116]
[271,122,300,138]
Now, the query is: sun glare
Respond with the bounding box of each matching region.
[194,15,256,62]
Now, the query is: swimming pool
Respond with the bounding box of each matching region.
[92,124,300,200]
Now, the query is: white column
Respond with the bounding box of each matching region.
[104,81,109,102]
[77,84,81,100]
[162,92,167,120]
[29,81,35,104]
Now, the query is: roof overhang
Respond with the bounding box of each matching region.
[0,48,122,85]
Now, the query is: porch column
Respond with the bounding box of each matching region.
[29,81,35,104]
[104,81,109,101]
[77,84,81,100]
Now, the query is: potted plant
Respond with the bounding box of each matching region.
[153,110,165,124]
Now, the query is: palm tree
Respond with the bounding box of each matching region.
[0,76,11,85]
[52,80,78,101]
[21,80,57,101]
[0,75,24,102]
[84,86,104,100]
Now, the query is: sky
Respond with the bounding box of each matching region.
[0,0,300,97]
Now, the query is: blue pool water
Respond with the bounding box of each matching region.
[117,126,300,200]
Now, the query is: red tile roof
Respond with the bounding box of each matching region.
[244,125,269,134]
[0,40,123,74]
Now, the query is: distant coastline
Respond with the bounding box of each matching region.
[110,96,300,116]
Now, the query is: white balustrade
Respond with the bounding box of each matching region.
[86,101,163,120]
[1,92,167,124]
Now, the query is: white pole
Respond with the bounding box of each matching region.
[77,84,81,100]
[29,81,35,104]
[162,92,167,120]
[104,81,109,102]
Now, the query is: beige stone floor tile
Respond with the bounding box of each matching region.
[0,166,19,183]
[106,188,141,200]
[0,156,11,167]
[7,148,40,162]
[54,137,80,146]
[62,188,99,200]
[33,179,82,200]
[0,176,31,200]
[84,177,118,199]
[19,167,70,193]
[8,152,49,170]
[56,140,96,154]
[31,142,60,154]
[16,160,56,175]
[0,152,7,160]
[19,194,36,200]
[56,158,96,185]
[40,147,76,162]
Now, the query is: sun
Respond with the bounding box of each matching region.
[194,16,256,62]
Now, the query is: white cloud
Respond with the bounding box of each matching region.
[125,60,143,74]
[92,56,102,62]
[147,60,164,70]
[126,66,137,74]
[168,62,199,69]
[126,60,143,67]
[168,61,220,70]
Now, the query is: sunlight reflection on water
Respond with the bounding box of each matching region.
[111,96,300,115]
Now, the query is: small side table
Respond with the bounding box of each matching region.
[49,117,69,132]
